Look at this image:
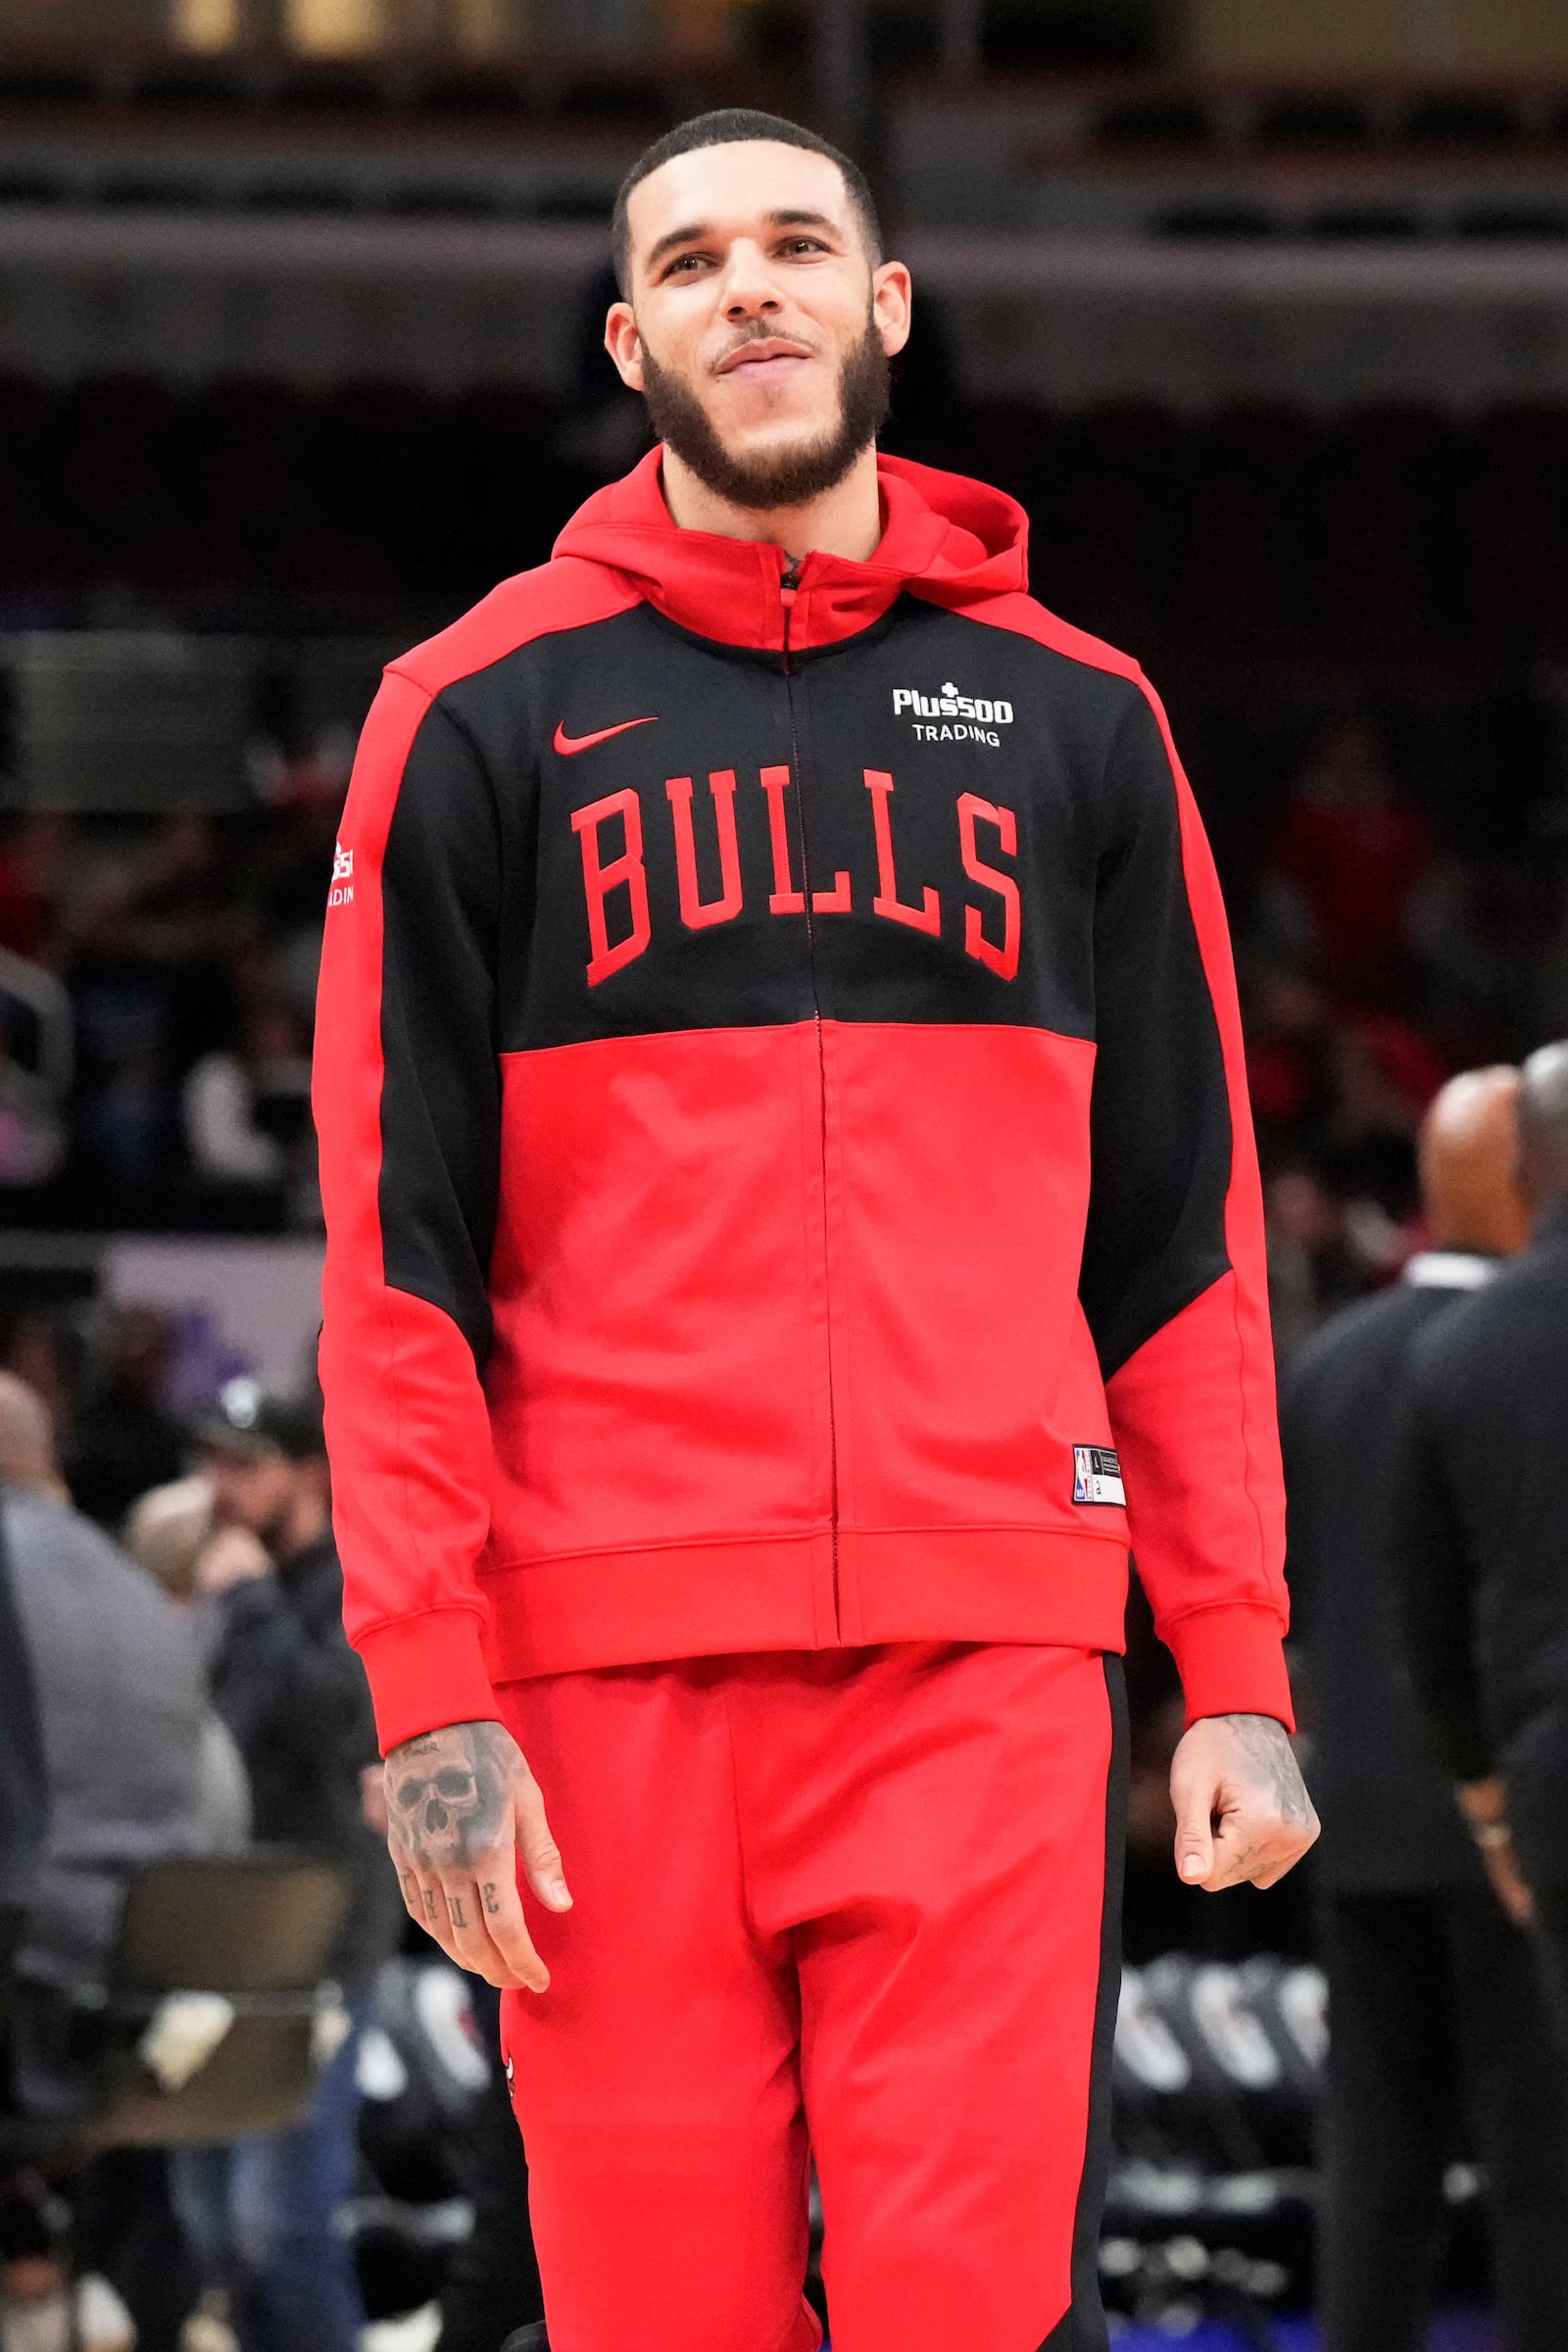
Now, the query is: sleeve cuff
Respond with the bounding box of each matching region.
[356,1606,500,1755]
[1162,1601,1296,1731]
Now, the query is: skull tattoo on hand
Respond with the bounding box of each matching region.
[385,1721,511,1877]
[381,1717,564,1992]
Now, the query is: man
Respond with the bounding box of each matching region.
[0,1371,219,1991]
[314,109,1317,2352]
[0,1481,46,2049]
[0,1370,224,2352]
[1284,1069,1568,2352]
[174,1379,399,2352]
[1396,1041,1568,2041]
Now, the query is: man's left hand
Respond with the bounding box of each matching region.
[1169,1713,1320,1892]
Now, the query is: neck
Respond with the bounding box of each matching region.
[659,442,884,565]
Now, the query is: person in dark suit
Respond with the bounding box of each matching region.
[1396,1041,1568,2047]
[1285,1065,1568,2352]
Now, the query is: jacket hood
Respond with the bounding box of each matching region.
[553,446,1030,653]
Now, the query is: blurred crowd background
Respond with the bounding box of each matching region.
[7,1,1568,2347]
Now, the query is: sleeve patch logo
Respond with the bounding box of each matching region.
[1073,1445,1126,1506]
[329,843,354,907]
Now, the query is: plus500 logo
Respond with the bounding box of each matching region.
[894,685,1014,724]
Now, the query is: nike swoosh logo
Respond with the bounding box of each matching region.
[553,715,658,757]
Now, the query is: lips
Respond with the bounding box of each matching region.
[715,338,813,378]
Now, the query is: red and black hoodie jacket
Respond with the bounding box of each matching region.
[315,448,1292,1755]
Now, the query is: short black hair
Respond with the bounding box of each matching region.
[611,108,882,298]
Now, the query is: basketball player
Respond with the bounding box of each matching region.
[315,110,1317,2352]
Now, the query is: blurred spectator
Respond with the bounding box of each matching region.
[1285,1068,1568,2351]
[0,1494,47,2052]
[65,1308,188,1535]
[171,1379,400,2352]
[0,1371,242,1990]
[122,1474,220,1606]
[0,1320,76,1460]
[122,1477,253,1848]
[0,1370,246,2352]
[1395,1041,1568,2049]
[1265,715,1437,1001]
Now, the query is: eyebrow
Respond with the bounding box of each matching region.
[642,208,844,278]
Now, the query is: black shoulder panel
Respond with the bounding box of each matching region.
[1075,692,1233,1381]
[377,694,503,1362]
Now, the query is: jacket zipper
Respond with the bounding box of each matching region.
[780,563,842,1639]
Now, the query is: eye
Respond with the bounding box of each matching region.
[780,237,828,257]
[662,251,710,278]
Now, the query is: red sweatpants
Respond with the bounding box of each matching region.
[497,1642,1126,2352]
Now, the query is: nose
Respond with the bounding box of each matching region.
[719,240,784,323]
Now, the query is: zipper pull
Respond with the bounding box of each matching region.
[779,558,800,664]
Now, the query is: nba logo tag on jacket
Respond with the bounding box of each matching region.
[1072,1446,1127,1507]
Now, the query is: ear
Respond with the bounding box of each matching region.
[871,261,912,362]
[605,301,647,394]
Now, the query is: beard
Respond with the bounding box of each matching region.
[641,315,890,512]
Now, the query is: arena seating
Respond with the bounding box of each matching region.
[4,374,1568,664]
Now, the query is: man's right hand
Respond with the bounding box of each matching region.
[382,1719,571,1990]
